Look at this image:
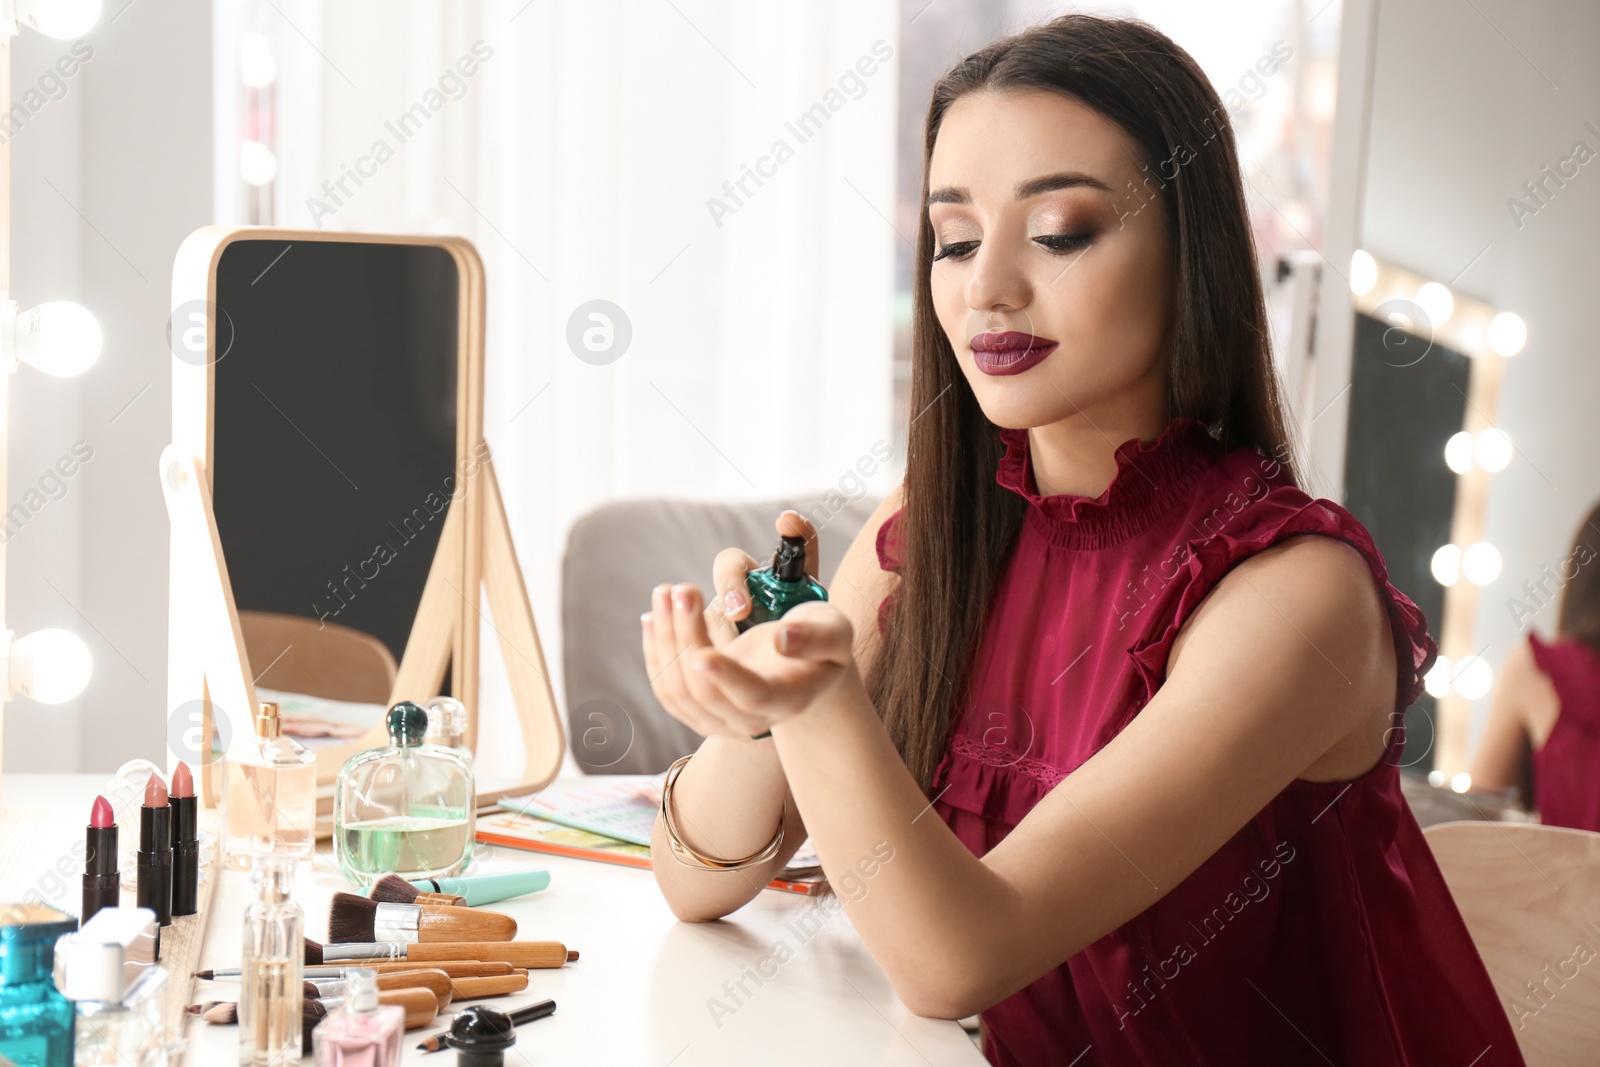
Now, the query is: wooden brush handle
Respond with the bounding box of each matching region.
[359,960,513,978]
[377,987,439,1030]
[375,968,454,1009]
[415,905,518,942]
[412,891,467,906]
[451,973,530,999]
[407,941,570,969]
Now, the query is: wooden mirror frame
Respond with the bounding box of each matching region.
[164,226,565,814]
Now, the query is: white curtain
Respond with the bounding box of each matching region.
[230,0,901,776]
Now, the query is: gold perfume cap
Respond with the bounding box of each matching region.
[255,702,282,740]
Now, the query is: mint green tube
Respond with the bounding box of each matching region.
[409,870,551,906]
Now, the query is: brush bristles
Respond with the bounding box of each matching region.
[369,874,421,904]
[328,892,381,944]
[305,937,325,965]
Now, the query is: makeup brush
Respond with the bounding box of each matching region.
[328,892,517,944]
[192,988,438,1031]
[304,937,576,969]
[415,998,556,1054]
[306,967,455,1010]
[190,997,328,1053]
[369,874,465,907]
[196,959,517,981]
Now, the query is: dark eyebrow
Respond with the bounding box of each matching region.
[925,171,1113,208]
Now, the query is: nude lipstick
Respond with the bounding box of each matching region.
[170,761,198,917]
[136,772,173,956]
[82,795,120,925]
[970,330,1059,376]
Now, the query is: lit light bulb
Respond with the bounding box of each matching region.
[1453,656,1492,701]
[7,628,92,704]
[1350,250,1378,296]
[1423,656,1452,698]
[239,140,277,186]
[6,300,102,376]
[239,32,277,89]
[1427,769,1446,788]
[1430,544,1460,586]
[1487,311,1526,356]
[1462,542,1502,586]
[1444,431,1474,474]
[12,0,101,38]
[1415,282,1454,327]
[1474,428,1513,472]
[1449,772,1472,794]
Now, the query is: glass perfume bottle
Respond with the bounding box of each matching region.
[334,702,475,885]
[225,701,317,870]
[238,856,303,1067]
[0,904,76,1067]
[311,967,402,1066]
[54,907,168,1067]
[422,696,472,758]
[736,532,828,633]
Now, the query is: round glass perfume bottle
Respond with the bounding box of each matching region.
[333,703,475,886]
[735,533,828,634]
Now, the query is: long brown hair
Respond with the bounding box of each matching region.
[1557,501,1600,653]
[867,14,1299,791]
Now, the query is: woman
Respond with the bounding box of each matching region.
[641,15,1520,1065]
[1470,501,1600,830]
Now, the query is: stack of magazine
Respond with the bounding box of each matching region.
[477,774,825,895]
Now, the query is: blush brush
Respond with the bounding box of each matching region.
[328,892,517,944]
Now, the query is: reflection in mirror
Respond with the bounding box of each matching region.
[211,239,461,755]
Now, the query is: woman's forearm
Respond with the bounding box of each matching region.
[650,733,805,922]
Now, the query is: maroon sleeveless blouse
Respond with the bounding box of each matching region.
[875,417,1523,1066]
[1527,630,1600,831]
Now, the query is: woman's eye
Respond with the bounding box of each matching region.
[1034,232,1093,254]
[932,240,979,262]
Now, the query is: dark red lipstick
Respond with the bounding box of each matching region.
[970,331,1058,376]
[136,772,173,956]
[170,761,198,917]
[82,795,120,925]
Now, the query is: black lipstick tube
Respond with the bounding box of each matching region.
[171,793,198,916]
[82,822,120,925]
[136,798,173,958]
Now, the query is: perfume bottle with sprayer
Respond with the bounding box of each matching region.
[735,533,828,634]
[238,856,303,1066]
[311,967,403,1066]
[224,702,316,870]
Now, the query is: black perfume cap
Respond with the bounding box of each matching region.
[446,1004,517,1066]
[772,534,808,582]
[386,702,429,747]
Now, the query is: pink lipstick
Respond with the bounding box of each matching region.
[136,772,173,956]
[82,795,120,925]
[170,761,198,917]
[970,331,1058,376]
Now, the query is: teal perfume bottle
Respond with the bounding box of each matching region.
[0,904,76,1067]
[333,702,475,886]
[735,533,828,634]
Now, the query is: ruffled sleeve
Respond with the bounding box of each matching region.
[1125,486,1439,716]
[874,508,904,637]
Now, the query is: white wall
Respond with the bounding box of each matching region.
[5,0,212,775]
[1361,0,1600,750]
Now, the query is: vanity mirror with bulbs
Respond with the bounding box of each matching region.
[163,227,565,829]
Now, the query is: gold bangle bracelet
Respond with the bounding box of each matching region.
[659,753,786,872]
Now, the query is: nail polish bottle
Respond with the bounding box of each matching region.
[239,856,303,1067]
[0,904,77,1067]
[735,533,828,634]
[311,967,402,1066]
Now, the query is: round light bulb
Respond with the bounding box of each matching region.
[1452,656,1492,701]
[15,0,101,38]
[1444,431,1474,474]
[1427,769,1446,788]
[239,140,278,186]
[1462,542,1502,586]
[1449,772,1472,794]
[1430,544,1460,586]
[1350,250,1378,296]
[1423,656,1452,699]
[13,301,102,377]
[1487,311,1526,356]
[1415,282,1454,327]
[9,628,92,704]
[1474,428,1513,472]
[239,32,277,89]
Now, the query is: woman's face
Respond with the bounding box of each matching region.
[925,89,1175,430]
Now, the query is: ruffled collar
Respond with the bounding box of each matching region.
[996,416,1223,549]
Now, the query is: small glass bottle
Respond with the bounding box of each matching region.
[225,701,317,870]
[422,696,472,759]
[54,906,167,1067]
[0,904,76,1067]
[311,968,402,1066]
[735,533,829,633]
[238,856,303,1067]
[334,702,475,886]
